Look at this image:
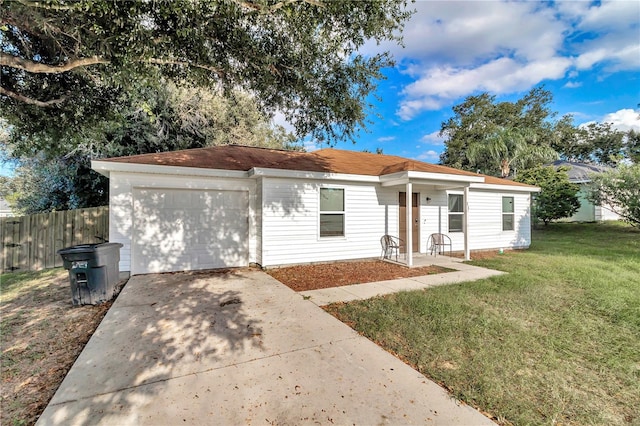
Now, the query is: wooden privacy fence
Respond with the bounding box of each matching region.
[1,206,109,274]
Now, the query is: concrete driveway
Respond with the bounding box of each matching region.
[37,269,493,425]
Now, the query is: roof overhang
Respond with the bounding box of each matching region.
[248,167,379,182]
[91,160,248,179]
[470,183,541,192]
[380,170,484,188]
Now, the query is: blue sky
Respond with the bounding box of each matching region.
[302,0,640,161]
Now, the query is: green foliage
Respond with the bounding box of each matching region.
[1,0,411,146]
[516,166,580,225]
[552,121,627,166]
[0,154,106,215]
[440,88,636,171]
[440,86,561,172]
[626,130,640,164]
[587,164,640,227]
[467,127,558,177]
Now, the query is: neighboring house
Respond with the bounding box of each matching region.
[0,197,13,217]
[551,160,620,222]
[92,145,540,275]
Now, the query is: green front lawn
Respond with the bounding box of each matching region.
[327,222,640,425]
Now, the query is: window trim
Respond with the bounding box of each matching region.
[502,196,515,232]
[448,193,464,233]
[319,187,345,238]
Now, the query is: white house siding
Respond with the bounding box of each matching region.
[465,190,532,251]
[261,177,398,267]
[410,188,532,253]
[109,172,257,273]
[255,177,264,265]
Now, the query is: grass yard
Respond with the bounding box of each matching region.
[0,269,114,426]
[326,222,640,425]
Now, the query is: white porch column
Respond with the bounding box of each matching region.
[463,186,470,261]
[406,182,413,267]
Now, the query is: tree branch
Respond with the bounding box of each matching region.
[1,53,225,77]
[14,0,79,11]
[0,85,66,107]
[145,58,225,77]
[0,53,109,73]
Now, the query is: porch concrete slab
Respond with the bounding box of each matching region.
[37,269,493,426]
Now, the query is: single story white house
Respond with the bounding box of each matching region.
[550,160,620,222]
[92,145,539,276]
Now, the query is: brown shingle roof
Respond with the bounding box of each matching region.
[103,144,535,188]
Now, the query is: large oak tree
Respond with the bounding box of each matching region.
[1,0,411,147]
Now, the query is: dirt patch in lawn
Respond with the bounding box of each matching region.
[266,260,453,292]
[0,269,124,426]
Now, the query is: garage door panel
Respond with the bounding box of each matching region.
[132,189,248,274]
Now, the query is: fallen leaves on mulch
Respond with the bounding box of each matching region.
[1,269,123,426]
[266,260,452,292]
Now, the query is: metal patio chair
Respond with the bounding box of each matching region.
[428,233,452,257]
[380,235,404,261]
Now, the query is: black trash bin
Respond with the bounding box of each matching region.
[58,243,123,306]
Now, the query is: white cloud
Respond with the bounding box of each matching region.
[271,110,296,134]
[376,1,565,66]
[564,81,582,89]
[303,138,321,152]
[579,1,640,30]
[361,1,640,121]
[420,130,446,146]
[399,56,571,119]
[565,111,592,121]
[601,109,640,132]
[416,150,440,162]
[377,136,396,142]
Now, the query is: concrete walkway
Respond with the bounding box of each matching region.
[301,257,505,306]
[37,268,496,426]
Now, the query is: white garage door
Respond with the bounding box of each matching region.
[132,189,249,274]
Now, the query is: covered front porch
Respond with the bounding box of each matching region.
[379,167,485,266]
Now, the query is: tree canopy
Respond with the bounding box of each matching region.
[551,120,629,166]
[516,166,580,225]
[439,86,559,173]
[587,164,640,227]
[439,87,638,174]
[1,0,411,146]
[467,127,557,178]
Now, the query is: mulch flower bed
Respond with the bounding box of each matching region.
[266,260,452,292]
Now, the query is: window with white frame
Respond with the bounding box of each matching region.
[502,196,514,231]
[320,188,344,237]
[448,194,464,232]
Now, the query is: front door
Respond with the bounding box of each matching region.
[399,192,419,253]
